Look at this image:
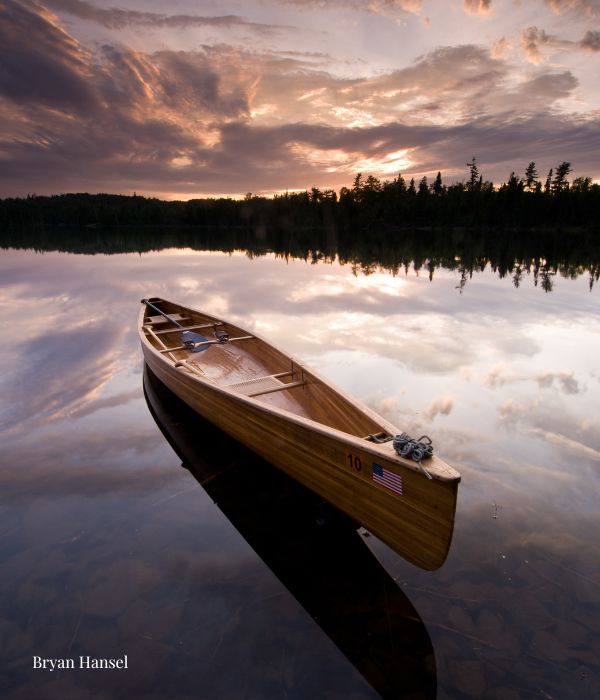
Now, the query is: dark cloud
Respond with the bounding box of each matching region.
[0,0,96,111]
[45,0,285,33]
[0,2,597,197]
[519,71,578,101]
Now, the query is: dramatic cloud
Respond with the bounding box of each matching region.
[0,0,598,197]
[0,0,95,110]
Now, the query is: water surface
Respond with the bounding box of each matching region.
[1,243,599,699]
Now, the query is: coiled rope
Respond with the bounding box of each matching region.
[393,433,434,479]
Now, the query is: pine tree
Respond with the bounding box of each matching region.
[552,162,571,193]
[432,171,443,195]
[525,162,538,191]
[544,169,553,194]
[466,157,479,191]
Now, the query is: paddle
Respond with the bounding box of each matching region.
[141,299,228,352]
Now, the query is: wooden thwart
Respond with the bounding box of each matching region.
[247,380,306,397]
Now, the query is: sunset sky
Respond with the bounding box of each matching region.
[1,0,599,198]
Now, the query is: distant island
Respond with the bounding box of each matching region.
[1,160,598,233]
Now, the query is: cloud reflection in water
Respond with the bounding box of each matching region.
[1,246,599,698]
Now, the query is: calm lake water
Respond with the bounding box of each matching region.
[1,242,599,699]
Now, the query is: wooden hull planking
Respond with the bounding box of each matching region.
[139,298,460,570]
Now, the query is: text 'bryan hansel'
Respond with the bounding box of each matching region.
[33,656,128,671]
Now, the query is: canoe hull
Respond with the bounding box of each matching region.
[142,344,458,570]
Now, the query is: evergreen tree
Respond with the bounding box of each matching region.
[364,174,382,191]
[432,171,443,195]
[466,157,480,191]
[525,162,538,191]
[572,176,592,192]
[507,172,523,192]
[407,178,416,195]
[418,176,429,196]
[552,162,572,193]
[544,169,553,194]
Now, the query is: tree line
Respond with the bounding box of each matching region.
[0,158,598,232]
[1,218,598,294]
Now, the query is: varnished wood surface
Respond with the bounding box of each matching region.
[139,297,461,570]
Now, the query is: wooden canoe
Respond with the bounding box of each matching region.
[138,297,461,570]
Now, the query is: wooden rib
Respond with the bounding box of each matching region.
[174,360,207,378]
[145,326,179,362]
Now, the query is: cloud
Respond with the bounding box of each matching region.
[544,0,600,16]
[521,25,600,62]
[422,395,455,421]
[0,323,125,433]
[535,372,580,394]
[463,0,493,15]
[528,428,600,461]
[0,2,598,197]
[485,366,581,394]
[44,0,286,33]
[490,37,511,58]
[521,26,553,63]
[70,388,141,418]
[0,0,96,110]
[496,398,600,466]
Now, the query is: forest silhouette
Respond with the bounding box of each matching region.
[2,161,599,292]
[1,160,599,232]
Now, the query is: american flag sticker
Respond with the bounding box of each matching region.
[372,463,403,495]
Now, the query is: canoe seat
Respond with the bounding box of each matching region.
[226,375,284,395]
[225,374,306,397]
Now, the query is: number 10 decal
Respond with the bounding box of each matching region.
[347,453,362,471]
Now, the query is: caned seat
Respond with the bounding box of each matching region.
[225,375,284,395]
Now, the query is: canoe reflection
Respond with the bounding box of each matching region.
[143,365,437,699]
